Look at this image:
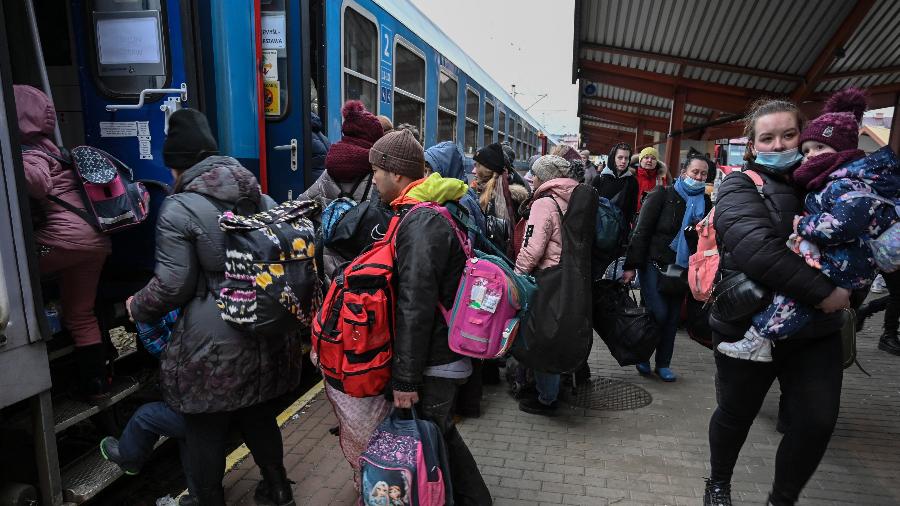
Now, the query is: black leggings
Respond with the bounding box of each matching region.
[708,331,843,505]
[182,400,285,506]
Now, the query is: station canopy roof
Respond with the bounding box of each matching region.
[573,0,900,153]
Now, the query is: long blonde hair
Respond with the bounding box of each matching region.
[478,172,499,212]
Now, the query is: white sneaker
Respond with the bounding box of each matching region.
[717,331,773,362]
[871,274,887,294]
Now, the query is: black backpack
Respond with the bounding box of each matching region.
[320,175,391,260]
[513,183,598,374]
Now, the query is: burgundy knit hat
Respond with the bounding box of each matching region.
[340,100,383,143]
[799,88,866,152]
[326,101,384,183]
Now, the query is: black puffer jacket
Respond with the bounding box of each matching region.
[624,185,712,270]
[391,206,466,391]
[712,161,837,340]
[130,156,300,414]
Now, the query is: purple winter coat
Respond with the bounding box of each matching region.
[14,84,109,252]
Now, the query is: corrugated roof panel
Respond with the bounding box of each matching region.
[827,0,900,73]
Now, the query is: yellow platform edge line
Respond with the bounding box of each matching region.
[177,379,326,498]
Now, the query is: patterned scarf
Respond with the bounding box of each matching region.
[791,149,865,191]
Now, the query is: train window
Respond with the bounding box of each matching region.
[465,87,479,156]
[87,0,169,97]
[343,6,378,112]
[393,40,425,141]
[262,0,289,119]
[438,69,457,142]
[498,110,506,142]
[483,100,494,148]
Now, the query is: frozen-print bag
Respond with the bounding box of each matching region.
[359,408,452,506]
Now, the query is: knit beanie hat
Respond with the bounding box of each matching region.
[531,155,571,182]
[501,142,516,169]
[639,146,659,160]
[799,88,866,152]
[163,108,218,170]
[474,143,506,173]
[326,101,384,183]
[368,129,425,179]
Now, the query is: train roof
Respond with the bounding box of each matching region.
[376,0,556,139]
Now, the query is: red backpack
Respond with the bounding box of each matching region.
[688,169,764,302]
[311,211,401,397]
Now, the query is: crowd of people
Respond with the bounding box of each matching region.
[15,81,899,506]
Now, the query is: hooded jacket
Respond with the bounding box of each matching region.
[515,178,578,274]
[129,156,297,414]
[14,85,110,252]
[796,147,900,289]
[425,141,488,247]
[390,175,470,391]
[591,165,639,228]
[712,160,838,341]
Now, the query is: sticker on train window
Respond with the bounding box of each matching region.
[261,13,286,49]
[262,50,279,81]
[265,81,281,115]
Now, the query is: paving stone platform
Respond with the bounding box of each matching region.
[224,310,900,505]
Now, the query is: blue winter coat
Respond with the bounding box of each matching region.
[797,146,899,289]
[425,141,488,247]
[310,112,330,182]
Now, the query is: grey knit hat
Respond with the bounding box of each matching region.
[530,155,570,182]
[368,129,425,179]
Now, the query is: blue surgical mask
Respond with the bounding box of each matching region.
[754,148,802,172]
[682,176,706,190]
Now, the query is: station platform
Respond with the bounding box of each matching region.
[222,312,900,505]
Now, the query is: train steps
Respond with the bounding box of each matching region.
[61,436,168,503]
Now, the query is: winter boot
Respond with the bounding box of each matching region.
[73,344,110,403]
[254,464,295,506]
[879,294,900,356]
[703,479,732,506]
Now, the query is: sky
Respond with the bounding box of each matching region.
[408,0,579,136]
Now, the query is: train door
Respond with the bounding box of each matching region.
[71,0,196,185]
[260,0,317,202]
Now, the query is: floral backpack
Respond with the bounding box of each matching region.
[216,199,322,337]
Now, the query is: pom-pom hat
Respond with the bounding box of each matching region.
[799,88,867,153]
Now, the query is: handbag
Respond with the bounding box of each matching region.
[709,270,772,323]
[653,262,688,296]
[593,280,659,366]
[842,309,869,375]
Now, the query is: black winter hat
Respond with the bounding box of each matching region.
[163,108,219,170]
[474,143,506,173]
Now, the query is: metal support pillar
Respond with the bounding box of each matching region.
[665,90,686,179]
[32,390,63,505]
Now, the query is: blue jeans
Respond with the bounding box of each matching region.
[534,371,560,405]
[118,402,196,494]
[638,265,683,369]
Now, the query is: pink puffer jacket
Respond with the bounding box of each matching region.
[515,177,578,274]
[14,85,110,252]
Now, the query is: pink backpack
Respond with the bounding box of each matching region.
[688,170,765,302]
[413,203,527,360]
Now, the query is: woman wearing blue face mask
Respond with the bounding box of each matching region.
[704,99,852,506]
[621,154,713,383]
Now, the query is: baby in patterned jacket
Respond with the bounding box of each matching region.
[719,88,900,362]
